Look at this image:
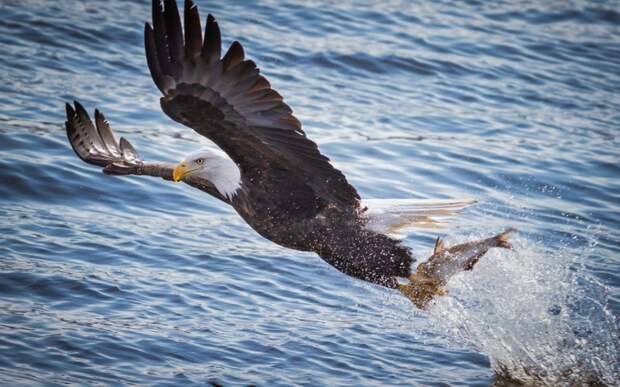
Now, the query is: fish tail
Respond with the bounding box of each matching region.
[494,228,517,249]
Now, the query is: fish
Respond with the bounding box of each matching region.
[399,228,516,309]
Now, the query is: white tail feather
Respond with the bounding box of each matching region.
[362,198,477,236]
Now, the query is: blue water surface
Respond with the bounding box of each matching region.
[1,0,619,385]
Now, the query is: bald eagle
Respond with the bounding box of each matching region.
[66,0,506,308]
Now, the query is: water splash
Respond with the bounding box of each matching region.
[427,231,620,386]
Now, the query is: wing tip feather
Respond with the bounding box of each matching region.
[202,12,221,62]
[65,102,75,117]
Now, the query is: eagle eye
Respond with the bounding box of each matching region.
[195,158,205,165]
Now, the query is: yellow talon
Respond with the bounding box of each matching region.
[398,274,446,310]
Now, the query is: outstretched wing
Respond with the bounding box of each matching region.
[145,0,360,208]
[65,101,228,202]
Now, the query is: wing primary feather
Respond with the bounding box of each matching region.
[65,102,75,122]
[73,100,91,123]
[152,0,171,75]
[119,137,139,162]
[202,14,221,63]
[73,101,105,151]
[144,23,165,93]
[184,0,202,59]
[66,121,85,161]
[222,41,245,71]
[163,0,183,64]
[65,103,91,163]
[95,109,121,156]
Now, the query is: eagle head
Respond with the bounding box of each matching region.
[173,148,241,199]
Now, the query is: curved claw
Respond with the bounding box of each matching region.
[398,273,448,310]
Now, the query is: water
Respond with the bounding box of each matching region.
[1,0,619,385]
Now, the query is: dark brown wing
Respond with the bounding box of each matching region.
[145,0,360,208]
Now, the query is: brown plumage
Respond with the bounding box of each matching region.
[64,0,514,309]
[65,0,410,290]
[145,0,360,208]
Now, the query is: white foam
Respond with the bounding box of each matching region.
[425,231,620,385]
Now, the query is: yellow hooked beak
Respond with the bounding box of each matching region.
[172,163,189,182]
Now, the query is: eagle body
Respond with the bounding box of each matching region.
[65,0,496,308]
[156,59,414,287]
[231,186,412,288]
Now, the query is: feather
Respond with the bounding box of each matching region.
[95,109,121,156]
[152,0,170,75]
[145,23,164,92]
[73,101,105,153]
[363,198,478,235]
[163,0,183,64]
[202,14,221,63]
[184,0,202,59]
[65,103,91,163]
[119,137,139,162]
[222,41,244,71]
